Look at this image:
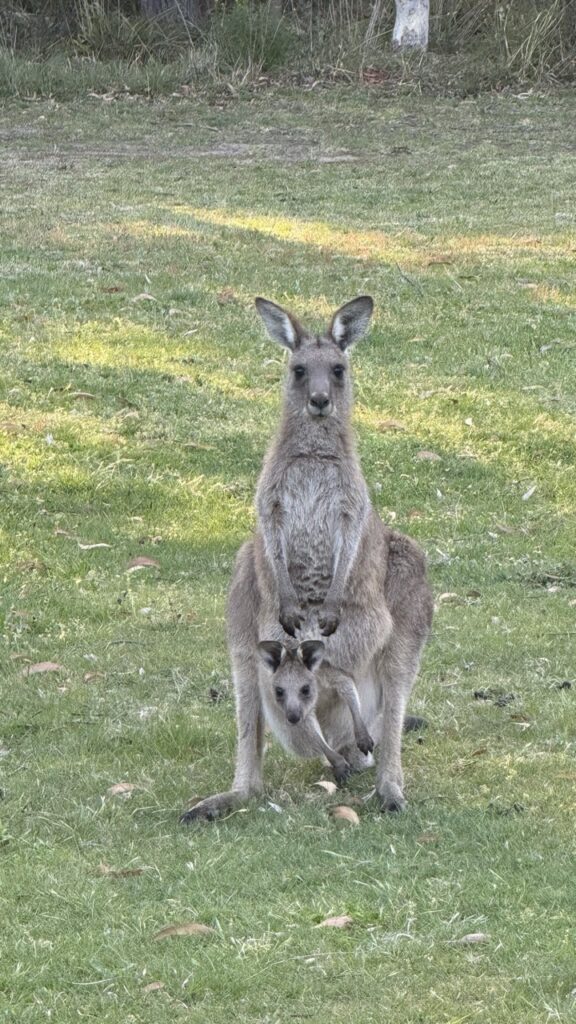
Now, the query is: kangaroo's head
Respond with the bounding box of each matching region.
[255,296,373,421]
[257,639,325,725]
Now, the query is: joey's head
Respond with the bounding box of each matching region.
[254,296,373,421]
[257,640,325,725]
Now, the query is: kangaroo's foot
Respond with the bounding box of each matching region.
[180,790,244,824]
[332,757,352,787]
[378,779,406,813]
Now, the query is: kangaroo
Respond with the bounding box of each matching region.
[181,296,433,823]
[256,638,374,785]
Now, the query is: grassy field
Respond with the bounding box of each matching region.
[1,86,575,1023]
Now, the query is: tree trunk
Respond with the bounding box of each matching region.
[392,0,429,51]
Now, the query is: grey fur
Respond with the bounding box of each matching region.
[181,297,433,824]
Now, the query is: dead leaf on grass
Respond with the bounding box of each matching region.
[97,861,145,878]
[438,592,464,605]
[127,555,161,570]
[69,391,96,400]
[84,671,104,682]
[314,780,338,796]
[132,292,157,303]
[331,805,360,826]
[416,450,441,461]
[107,782,139,797]
[78,542,112,550]
[316,915,353,929]
[153,922,216,941]
[377,419,406,432]
[143,981,165,993]
[22,661,63,676]
[454,932,490,944]
[416,832,440,844]
[217,287,239,305]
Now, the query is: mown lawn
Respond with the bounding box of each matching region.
[1,86,575,1023]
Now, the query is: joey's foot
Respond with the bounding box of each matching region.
[318,601,340,636]
[332,759,352,786]
[179,792,238,824]
[356,731,374,756]
[378,781,406,813]
[279,602,304,638]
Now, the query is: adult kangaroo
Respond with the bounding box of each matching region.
[181,297,433,823]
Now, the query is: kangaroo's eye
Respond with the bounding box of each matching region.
[300,685,311,698]
[293,365,306,379]
[332,365,345,379]
[275,686,285,700]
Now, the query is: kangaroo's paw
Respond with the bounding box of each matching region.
[179,791,241,824]
[378,780,406,813]
[355,730,374,756]
[332,758,352,787]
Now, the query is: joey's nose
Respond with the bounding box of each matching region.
[309,392,330,412]
[287,710,302,725]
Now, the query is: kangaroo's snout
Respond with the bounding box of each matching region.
[308,392,332,416]
[287,709,302,725]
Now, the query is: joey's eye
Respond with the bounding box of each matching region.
[275,686,285,700]
[293,365,306,380]
[332,364,345,379]
[300,685,311,698]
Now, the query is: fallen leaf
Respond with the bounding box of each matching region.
[54,528,76,539]
[127,555,160,570]
[470,747,488,757]
[69,391,96,400]
[416,832,440,844]
[455,932,490,944]
[22,661,63,676]
[217,287,238,305]
[132,292,157,302]
[416,450,441,461]
[314,780,338,796]
[78,542,112,550]
[0,421,25,433]
[331,805,360,826]
[101,286,124,293]
[143,981,165,993]
[107,782,138,797]
[153,922,216,941]
[377,419,406,432]
[463,417,474,427]
[438,592,463,604]
[466,589,482,599]
[83,671,104,682]
[522,483,537,501]
[316,915,353,929]
[97,861,145,878]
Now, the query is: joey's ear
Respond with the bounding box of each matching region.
[255,297,303,351]
[257,640,284,672]
[329,295,374,351]
[298,640,325,672]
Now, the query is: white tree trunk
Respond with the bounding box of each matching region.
[392,0,429,51]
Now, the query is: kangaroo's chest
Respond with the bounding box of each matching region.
[280,463,342,602]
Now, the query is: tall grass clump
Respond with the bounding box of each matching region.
[210,1,297,74]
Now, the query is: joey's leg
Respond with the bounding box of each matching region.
[180,654,264,824]
[326,666,374,755]
[302,716,351,786]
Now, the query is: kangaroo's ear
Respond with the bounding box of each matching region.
[298,640,325,672]
[329,296,374,351]
[257,640,284,672]
[255,298,303,351]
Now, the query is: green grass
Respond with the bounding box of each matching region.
[1,87,576,1024]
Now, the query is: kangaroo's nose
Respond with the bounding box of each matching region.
[287,710,302,725]
[309,392,330,411]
